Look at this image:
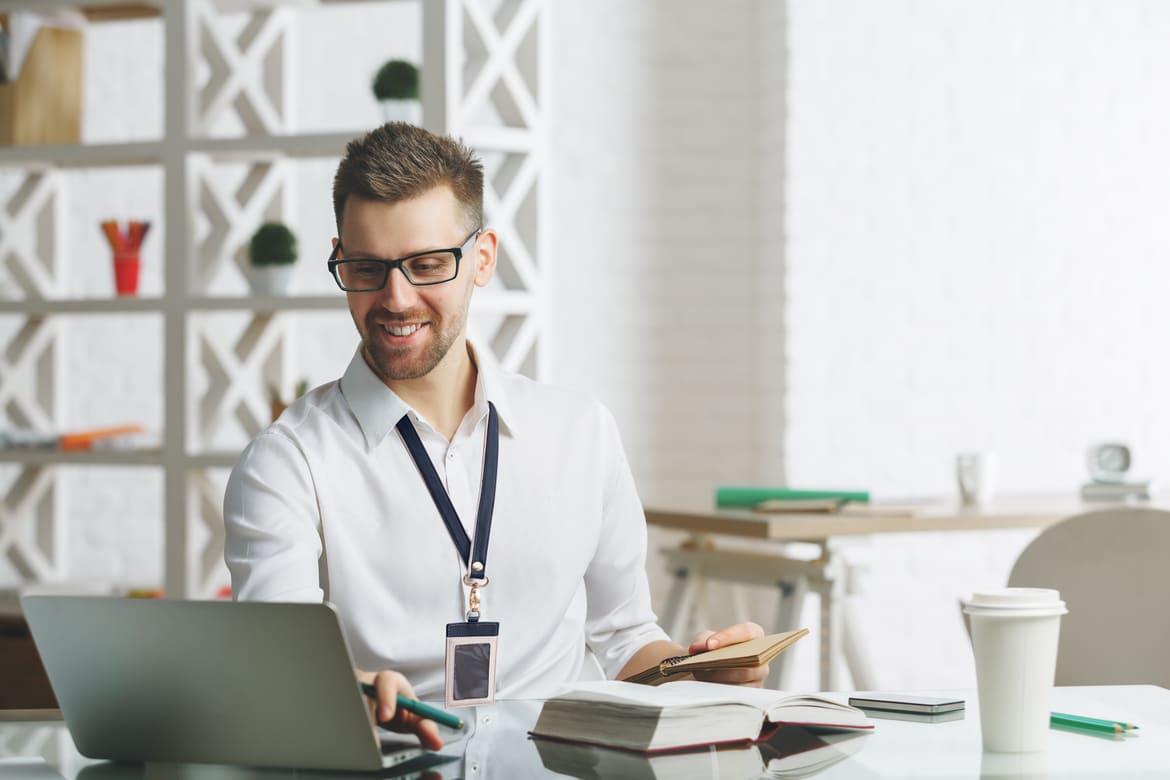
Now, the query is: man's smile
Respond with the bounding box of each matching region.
[382,322,426,338]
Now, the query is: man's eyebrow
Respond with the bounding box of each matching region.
[340,244,456,259]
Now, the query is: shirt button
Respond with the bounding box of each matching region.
[448,451,456,460]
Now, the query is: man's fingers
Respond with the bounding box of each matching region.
[701,621,765,650]
[371,671,445,749]
[374,671,407,722]
[417,718,443,751]
[688,630,717,654]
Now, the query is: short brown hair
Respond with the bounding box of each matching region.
[332,122,484,235]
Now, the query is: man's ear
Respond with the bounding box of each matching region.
[472,229,498,287]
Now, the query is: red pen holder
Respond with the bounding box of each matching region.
[113,251,141,297]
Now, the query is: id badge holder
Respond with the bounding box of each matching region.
[445,619,499,708]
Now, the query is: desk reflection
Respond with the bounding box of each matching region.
[2,702,872,779]
[533,725,870,779]
[60,701,550,780]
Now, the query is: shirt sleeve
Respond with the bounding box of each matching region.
[582,403,671,678]
[223,429,325,603]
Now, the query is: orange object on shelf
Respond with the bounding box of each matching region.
[57,424,145,451]
[126,588,164,599]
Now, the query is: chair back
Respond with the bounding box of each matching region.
[1008,507,1170,687]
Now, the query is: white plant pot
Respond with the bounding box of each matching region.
[380,98,422,125]
[247,265,295,297]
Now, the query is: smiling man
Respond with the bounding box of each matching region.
[223,123,767,751]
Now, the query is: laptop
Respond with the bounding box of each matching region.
[21,596,427,771]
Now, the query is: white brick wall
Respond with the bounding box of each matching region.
[786,0,1170,688]
[546,0,775,506]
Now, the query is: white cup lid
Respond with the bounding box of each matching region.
[964,587,1067,615]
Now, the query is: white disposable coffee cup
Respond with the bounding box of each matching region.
[956,451,997,506]
[964,588,1067,752]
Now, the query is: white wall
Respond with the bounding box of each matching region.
[546,1,783,505]
[785,0,1170,688]
[787,0,1170,497]
[549,0,1170,690]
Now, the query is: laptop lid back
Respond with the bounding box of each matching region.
[21,596,390,771]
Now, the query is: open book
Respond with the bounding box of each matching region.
[533,726,869,779]
[529,680,872,754]
[623,630,808,685]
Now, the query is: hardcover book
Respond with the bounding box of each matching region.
[529,680,872,754]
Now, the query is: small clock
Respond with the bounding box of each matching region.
[1087,443,1131,484]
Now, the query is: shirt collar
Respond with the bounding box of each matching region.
[339,342,519,450]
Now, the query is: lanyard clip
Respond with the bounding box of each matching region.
[463,573,489,622]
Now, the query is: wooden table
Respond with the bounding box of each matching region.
[643,494,1149,689]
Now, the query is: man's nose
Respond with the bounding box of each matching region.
[380,265,420,308]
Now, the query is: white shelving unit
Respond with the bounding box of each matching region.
[0,0,547,597]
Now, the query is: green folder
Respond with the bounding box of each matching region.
[715,486,870,508]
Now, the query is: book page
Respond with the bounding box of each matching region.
[561,680,806,709]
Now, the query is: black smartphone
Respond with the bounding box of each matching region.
[848,694,965,715]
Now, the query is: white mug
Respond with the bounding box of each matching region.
[956,451,997,506]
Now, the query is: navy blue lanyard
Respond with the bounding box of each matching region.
[395,402,498,582]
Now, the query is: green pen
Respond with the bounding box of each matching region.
[1051,712,1138,734]
[360,682,464,730]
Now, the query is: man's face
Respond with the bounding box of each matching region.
[337,186,495,384]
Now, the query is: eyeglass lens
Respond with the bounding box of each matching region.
[334,252,458,290]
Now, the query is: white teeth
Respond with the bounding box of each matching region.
[385,323,420,337]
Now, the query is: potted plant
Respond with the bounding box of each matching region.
[247,221,297,296]
[372,59,421,125]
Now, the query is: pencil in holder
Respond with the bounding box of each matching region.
[100,220,151,297]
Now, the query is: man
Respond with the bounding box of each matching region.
[224,123,766,751]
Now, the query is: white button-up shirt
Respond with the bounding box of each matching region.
[224,348,667,699]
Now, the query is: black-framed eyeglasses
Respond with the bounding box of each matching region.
[327,229,481,291]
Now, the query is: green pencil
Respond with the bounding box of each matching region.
[360,682,464,730]
[1051,712,1138,734]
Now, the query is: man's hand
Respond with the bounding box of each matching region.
[688,621,769,687]
[356,669,443,751]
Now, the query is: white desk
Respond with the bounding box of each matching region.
[644,495,1154,689]
[2,685,1166,778]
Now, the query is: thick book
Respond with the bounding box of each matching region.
[533,725,869,779]
[622,630,809,686]
[529,680,873,754]
[751,499,921,517]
